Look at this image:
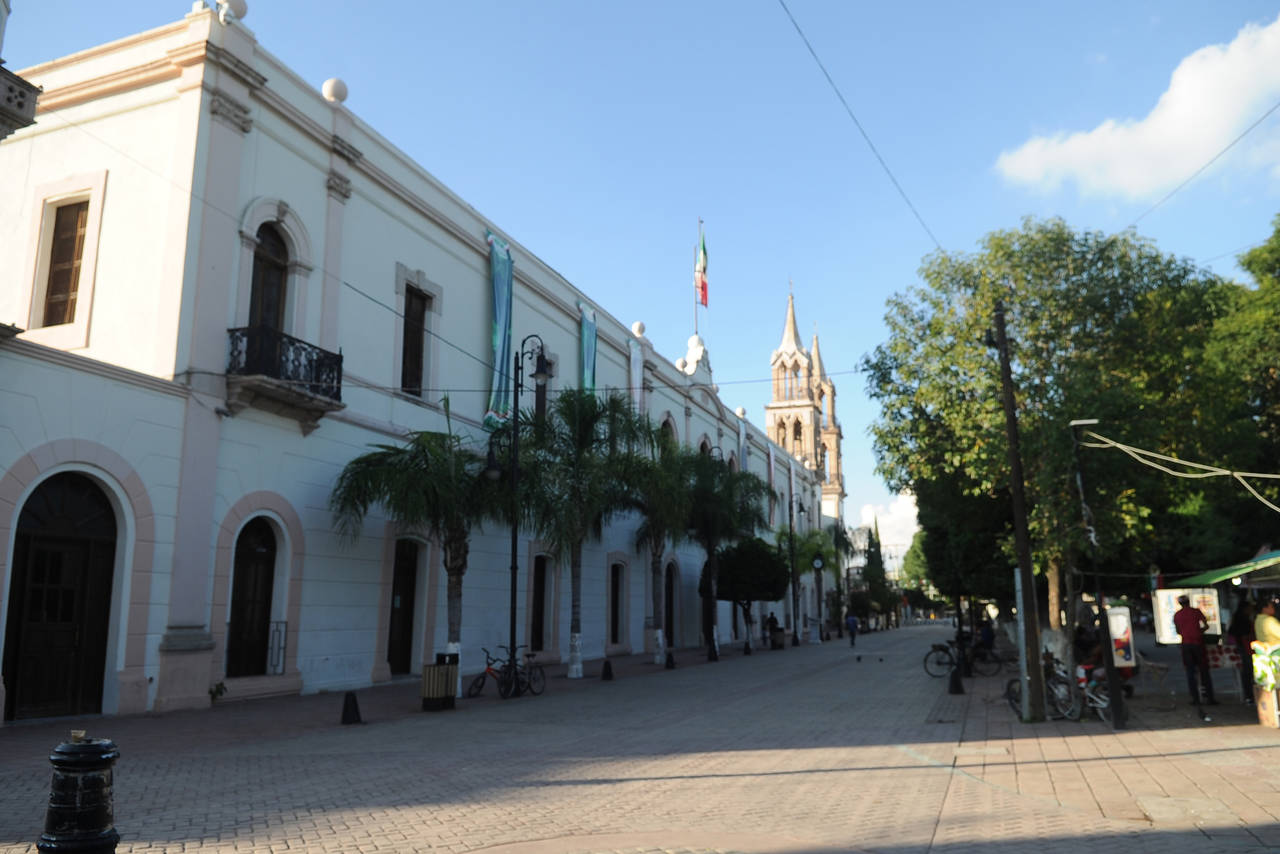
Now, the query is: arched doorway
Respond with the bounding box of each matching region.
[386,540,418,676]
[226,517,277,678]
[3,472,116,721]
[663,562,677,647]
[531,555,548,652]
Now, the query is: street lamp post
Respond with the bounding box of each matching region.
[788,489,806,646]
[486,333,549,697]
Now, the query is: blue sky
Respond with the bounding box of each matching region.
[7,1,1280,559]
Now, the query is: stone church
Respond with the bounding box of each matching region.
[766,294,845,522]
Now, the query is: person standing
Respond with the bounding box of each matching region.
[1173,594,1217,706]
[846,612,859,647]
[1254,598,1280,645]
[1228,599,1256,705]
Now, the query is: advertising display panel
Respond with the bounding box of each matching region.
[1154,588,1221,645]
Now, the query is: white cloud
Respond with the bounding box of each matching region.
[996,13,1280,200]
[860,492,918,572]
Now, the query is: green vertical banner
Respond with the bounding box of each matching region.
[485,231,513,428]
[578,301,597,392]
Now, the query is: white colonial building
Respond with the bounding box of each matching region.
[0,2,836,722]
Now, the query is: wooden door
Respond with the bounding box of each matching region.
[226,518,276,678]
[386,541,417,675]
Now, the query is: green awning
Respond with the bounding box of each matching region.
[1173,550,1280,587]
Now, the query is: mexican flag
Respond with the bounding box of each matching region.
[694,233,708,307]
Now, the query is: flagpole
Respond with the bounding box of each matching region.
[693,217,702,337]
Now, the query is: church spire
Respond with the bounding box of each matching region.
[810,332,827,381]
[778,292,803,354]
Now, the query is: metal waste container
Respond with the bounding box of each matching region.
[422,652,458,711]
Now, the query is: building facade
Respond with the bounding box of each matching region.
[0,4,832,722]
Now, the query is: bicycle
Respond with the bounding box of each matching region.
[923,639,1002,677]
[506,645,546,696]
[466,647,516,699]
[1005,653,1075,719]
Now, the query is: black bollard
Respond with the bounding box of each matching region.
[341,691,362,725]
[601,660,614,681]
[948,664,965,695]
[664,651,676,670]
[38,732,120,854]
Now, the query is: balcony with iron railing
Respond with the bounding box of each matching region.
[225,326,344,434]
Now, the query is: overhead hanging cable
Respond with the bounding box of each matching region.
[1081,430,1280,515]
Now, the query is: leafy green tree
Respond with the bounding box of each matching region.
[523,389,649,678]
[630,429,693,664]
[716,536,789,651]
[330,408,499,656]
[901,529,928,589]
[864,217,1246,626]
[830,523,857,635]
[688,452,771,660]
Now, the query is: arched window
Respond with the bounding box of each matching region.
[792,419,803,456]
[250,223,289,332]
[660,419,677,448]
[227,517,277,678]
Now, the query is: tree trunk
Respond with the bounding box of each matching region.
[650,544,666,666]
[704,548,719,661]
[1047,555,1062,630]
[741,602,753,652]
[568,541,583,678]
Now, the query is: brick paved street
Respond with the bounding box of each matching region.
[5,625,1280,853]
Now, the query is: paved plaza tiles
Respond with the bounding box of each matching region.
[4,624,1280,853]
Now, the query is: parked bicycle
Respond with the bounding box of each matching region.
[923,638,1005,677]
[466,647,516,699]
[1005,653,1075,720]
[506,644,546,696]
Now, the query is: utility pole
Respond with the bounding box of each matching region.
[992,300,1046,722]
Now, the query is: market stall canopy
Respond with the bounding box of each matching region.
[1174,549,1280,588]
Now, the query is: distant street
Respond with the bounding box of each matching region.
[4,624,1280,853]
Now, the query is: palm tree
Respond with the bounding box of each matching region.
[687,451,771,660]
[329,408,498,660]
[523,389,648,678]
[630,429,694,665]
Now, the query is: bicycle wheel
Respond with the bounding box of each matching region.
[497,665,516,699]
[1045,674,1075,720]
[527,664,546,696]
[466,673,486,698]
[971,649,1001,677]
[923,649,953,677]
[1005,677,1022,714]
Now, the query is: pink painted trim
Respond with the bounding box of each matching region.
[0,441,157,682]
[209,491,305,686]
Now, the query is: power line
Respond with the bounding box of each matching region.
[775,0,942,252]
[1132,95,1280,226]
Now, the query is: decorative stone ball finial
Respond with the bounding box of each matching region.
[735,407,746,418]
[322,78,349,104]
[216,0,247,25]
[631,321,645,338]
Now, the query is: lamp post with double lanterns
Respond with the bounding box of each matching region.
[485,333,549,697]
[787,488,806,646]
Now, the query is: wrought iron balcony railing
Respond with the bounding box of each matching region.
[227,326,343,402]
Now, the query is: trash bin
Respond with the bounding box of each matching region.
[770,628,785,650]
[422,653,458,711]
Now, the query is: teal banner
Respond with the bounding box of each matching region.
[579,301,597,392]
[485,231,513,428]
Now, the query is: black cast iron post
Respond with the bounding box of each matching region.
[38,732,119,853]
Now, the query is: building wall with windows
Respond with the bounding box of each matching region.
[0,4,830,721]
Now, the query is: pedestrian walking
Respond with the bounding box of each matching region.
[846,612,859,647]
[1173,594,1217,706]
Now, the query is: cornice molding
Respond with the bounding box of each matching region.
[0,338,190,399]
[35,56,179,113]
[331,134,364,164]
[201,42,267,90]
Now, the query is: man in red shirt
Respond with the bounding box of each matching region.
[1173,594,1217,706]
